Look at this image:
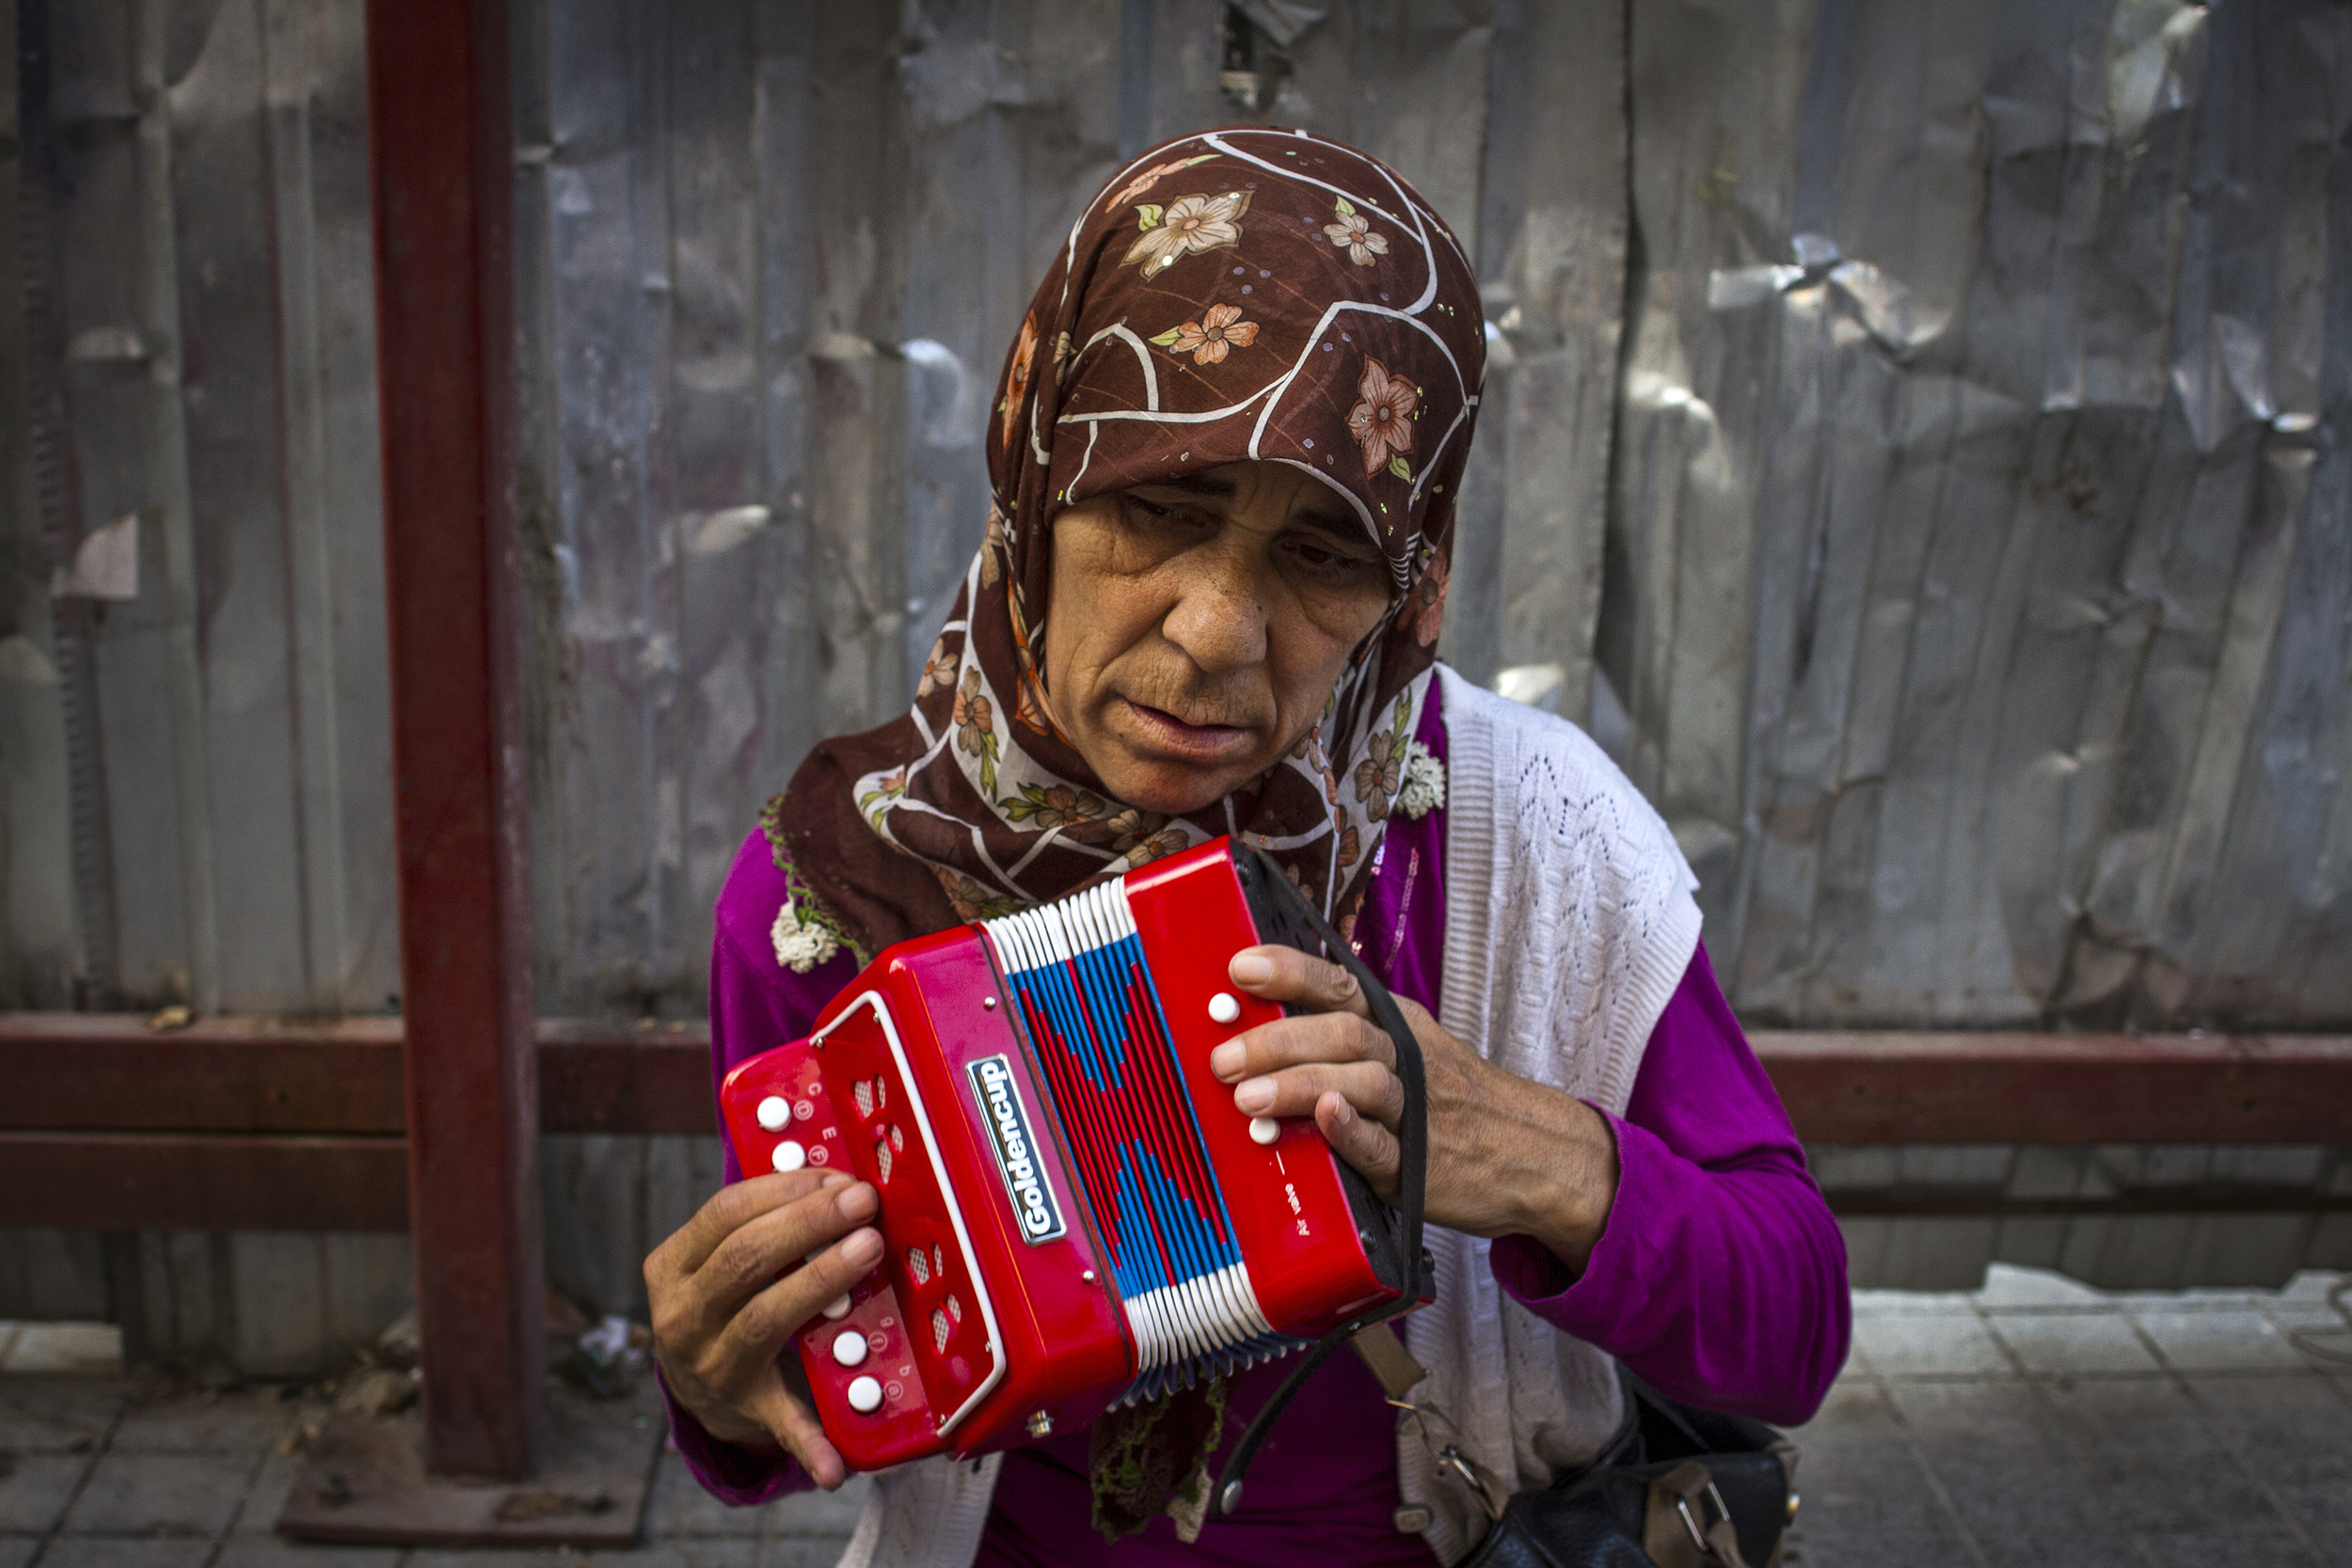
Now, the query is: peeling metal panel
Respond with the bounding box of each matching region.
[261,0,399,1015]
[509,0,1524,1011]
[1,0,84,1010]
[513,0,926,1010]
[8,0,2349,1035]
[10,0,393,1015]
[896,0,1122,687]
[1618,0,2352,1028]
[1609,0,1820,928]
[1446,0,1626,707]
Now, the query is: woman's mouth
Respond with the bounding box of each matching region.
[1116,697,1253,763]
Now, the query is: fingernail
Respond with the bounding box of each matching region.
[844,1228,882,1265]
[820,1173,851,1190]
[1210,1042,1244,1081]
[1332,1099,1355,1126]
[1230,951,1275,986]
[837,1183,876,1220]
[1235,1078,1274,1114]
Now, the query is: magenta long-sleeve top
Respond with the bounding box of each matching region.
[666,689,1850,1564]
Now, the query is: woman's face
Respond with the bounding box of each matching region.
[1042,461,1393,815]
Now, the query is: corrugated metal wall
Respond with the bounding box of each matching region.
[5,0,396,1017]
[9,0,2347,1030]
[6,0,2350,1352]
[1613,0,2352,1032]
[500,0,1637,1017]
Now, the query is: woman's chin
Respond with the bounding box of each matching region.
[1098,755,1259,817]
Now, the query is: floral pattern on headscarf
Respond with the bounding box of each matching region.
[839,128,1486,926]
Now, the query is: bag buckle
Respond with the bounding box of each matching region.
[1388,1397,1507,1522]
[1646,1461,1749,1568]
[1675,1479,1735,1560]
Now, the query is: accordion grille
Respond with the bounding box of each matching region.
[983,879,1295,1402]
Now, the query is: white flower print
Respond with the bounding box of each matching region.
[1322,197,1390,266]
[1347,356,1419,477]
[1122,190,1254,276]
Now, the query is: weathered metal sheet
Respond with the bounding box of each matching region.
[41,0,221,1012]
[511,0,1518,1011]
[8,0,2350,1036]
[1455,0,1625,707]
[173,0,325,1013]
[1617,0,2352,1028]
[262,0,400,1015]
[2,0,85,1011]
[8,0,395,1016]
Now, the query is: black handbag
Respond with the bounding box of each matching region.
[1453,1368,1799,1568]
[1207,848,1799,1568]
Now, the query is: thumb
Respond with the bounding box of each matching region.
[750,1375,852,1490]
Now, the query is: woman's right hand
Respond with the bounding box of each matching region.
[644,1169,882,1488]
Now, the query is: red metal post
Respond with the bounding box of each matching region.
[365,0,545,1478]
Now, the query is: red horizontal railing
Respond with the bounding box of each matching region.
[0,1014,711,1136]
[3,1014,2347,1231]
[1752,1029,2352,1145]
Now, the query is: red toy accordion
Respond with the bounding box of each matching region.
[718,837,1412,1470]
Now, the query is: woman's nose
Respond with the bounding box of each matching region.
[1159,550,1268,675]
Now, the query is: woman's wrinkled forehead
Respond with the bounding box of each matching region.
[988,129,1486,583]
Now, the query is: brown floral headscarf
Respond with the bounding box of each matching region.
[772,127,1484,961]
[766,130,1486,1538]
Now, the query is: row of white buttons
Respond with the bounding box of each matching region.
[761,1095,808,1174]
[761,1088,878,1418]
[835,1326,882,1414]
[1209,991,1282,1146]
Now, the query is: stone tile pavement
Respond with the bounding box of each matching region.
[1788,1266,2352,1568]
[2,1265,2346,1567]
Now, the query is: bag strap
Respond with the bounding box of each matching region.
[1349,1320,1428,1400]
[1211,846,1429,1517]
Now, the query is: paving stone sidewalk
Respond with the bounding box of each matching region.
[1788,1266,2352,1568]
[2,1266,2346,1568]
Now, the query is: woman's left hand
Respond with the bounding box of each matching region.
[1210,944,1622,1271]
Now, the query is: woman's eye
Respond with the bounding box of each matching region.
[1286,537,1372,576]
[1120,494,1197,528]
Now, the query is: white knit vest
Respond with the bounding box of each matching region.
[833,664,1703,1567]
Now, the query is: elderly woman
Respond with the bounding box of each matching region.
[646,130,1848,1567]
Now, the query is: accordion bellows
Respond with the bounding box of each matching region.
[719,837,1409,1470]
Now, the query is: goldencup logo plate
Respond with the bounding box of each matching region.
[968,1054,1064,1243]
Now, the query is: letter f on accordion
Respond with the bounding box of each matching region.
[718,837,1417,1471]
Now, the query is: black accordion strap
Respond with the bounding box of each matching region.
[1211,846,1428,1517]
